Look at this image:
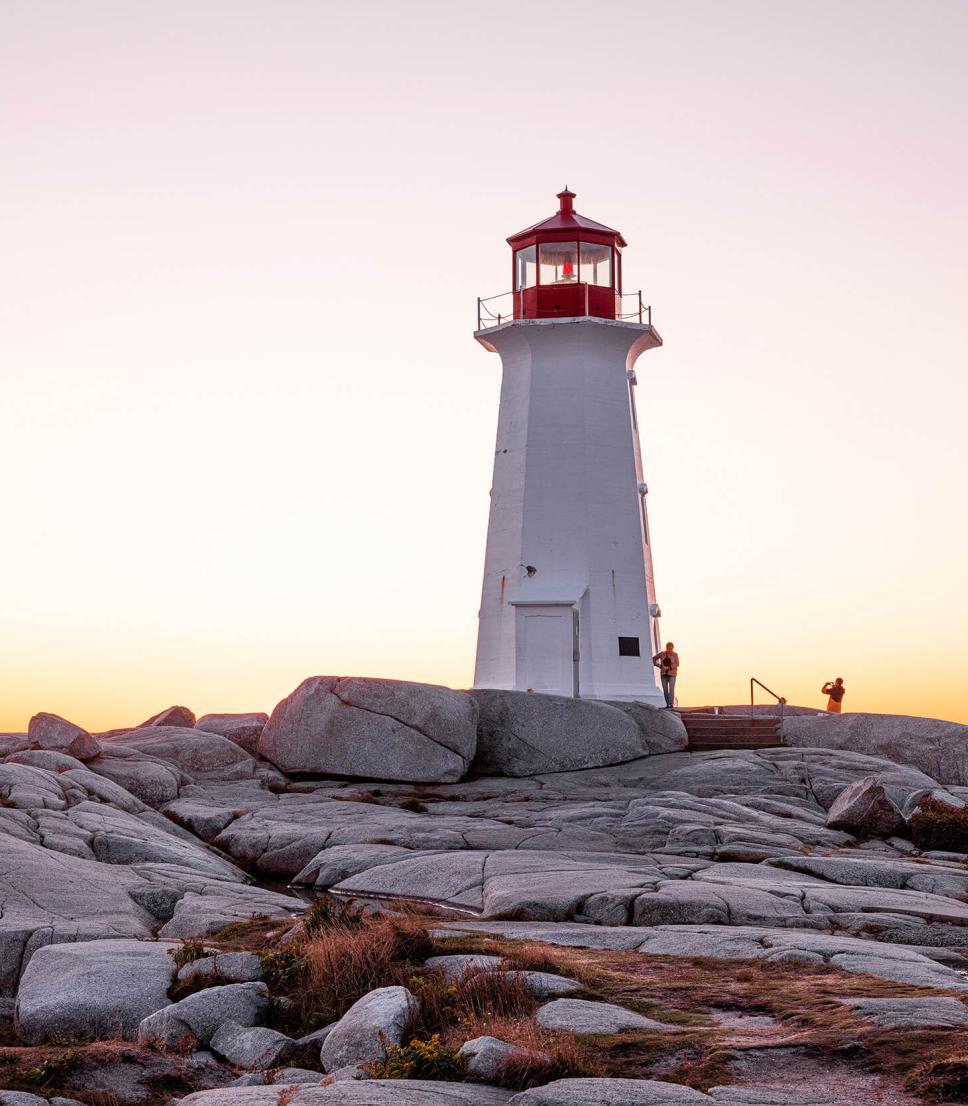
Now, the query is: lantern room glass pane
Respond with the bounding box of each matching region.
[538,241,578,285]
[580,242,612,287]
[515,246,537,290]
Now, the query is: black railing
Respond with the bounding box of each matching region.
[750,677,787,720]
[476,289,653,331]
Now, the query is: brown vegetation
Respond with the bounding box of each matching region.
[909,797,968,853]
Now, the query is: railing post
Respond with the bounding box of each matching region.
[647,304,651,326]
[638,290,643,324]
[477,298,482,331]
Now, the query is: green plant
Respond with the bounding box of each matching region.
[909,797,968,853]
[167,938,210,971]
[15,1052,77,1086]
[259,950,306,991]
[365,1033,465,1080]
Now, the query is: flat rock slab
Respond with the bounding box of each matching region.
[14,938,176,1043]
[842,995,968,1028]
[508,1079,713,1104]
[179,1081,514,1103]
[536,998,674,1034]
[439,921,968,992]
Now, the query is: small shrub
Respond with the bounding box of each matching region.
[259,950,305,991]
[167,938,210,971]
[909,798,968,853]
[277,1087,299,1106]
[365,1033,465,1080]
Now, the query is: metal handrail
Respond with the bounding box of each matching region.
[476,288,653,330]
[750,677,787,720]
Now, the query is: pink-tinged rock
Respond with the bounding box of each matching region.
[68,732,103,761]
[0,734,29,756]
[141,705,197,728]
[27,713,88,752]
[826,776,904,837]
[195,713,268,756]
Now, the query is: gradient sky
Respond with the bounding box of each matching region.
[2,0,966,731]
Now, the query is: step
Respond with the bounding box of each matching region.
[688,741,784,751]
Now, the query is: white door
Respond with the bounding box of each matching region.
[516,607,575,696]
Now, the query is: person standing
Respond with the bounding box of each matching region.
[653,642,680,708]
[822,678,846,713]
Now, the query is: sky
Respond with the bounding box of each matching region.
[1,0,966,731]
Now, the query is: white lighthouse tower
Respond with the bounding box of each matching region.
[473,188,665,704]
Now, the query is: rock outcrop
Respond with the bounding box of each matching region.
[783,711,968,785]
[471,689,683,776]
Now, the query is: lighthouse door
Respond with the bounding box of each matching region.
[514,604,578,697]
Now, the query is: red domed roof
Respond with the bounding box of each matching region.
[507,188,627,248]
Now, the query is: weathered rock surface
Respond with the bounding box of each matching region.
[259,676,478,783]
[783,711,968,785]
[536,997,674,1033]
[319,984,417,1070]
[509,1079,712,1104]
[14,939,176,1042]
[441,921,968,992]
[138,981,269,1047]
[178,950,264,985]
[471,689,682,776]
[825,777,903,836]
[196,712,269,755]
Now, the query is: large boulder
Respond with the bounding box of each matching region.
[138,982,269,1048]
[782,712,968,785]
[195,713,269,755]
[14,939,176,1043]
[259,677,478,783]
[825,777,904,837]
[319,985,416,1071]
[470,690,662,776]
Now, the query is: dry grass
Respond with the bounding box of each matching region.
[434,932,968,1097]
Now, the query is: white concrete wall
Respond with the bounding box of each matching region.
[473,317,664,703]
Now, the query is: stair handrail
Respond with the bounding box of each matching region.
[750,677,787,721]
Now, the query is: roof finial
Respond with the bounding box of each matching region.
[557,186,576,215]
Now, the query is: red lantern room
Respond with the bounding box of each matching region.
[508,188,625,321]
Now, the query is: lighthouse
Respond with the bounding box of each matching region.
[473,188,665,704]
